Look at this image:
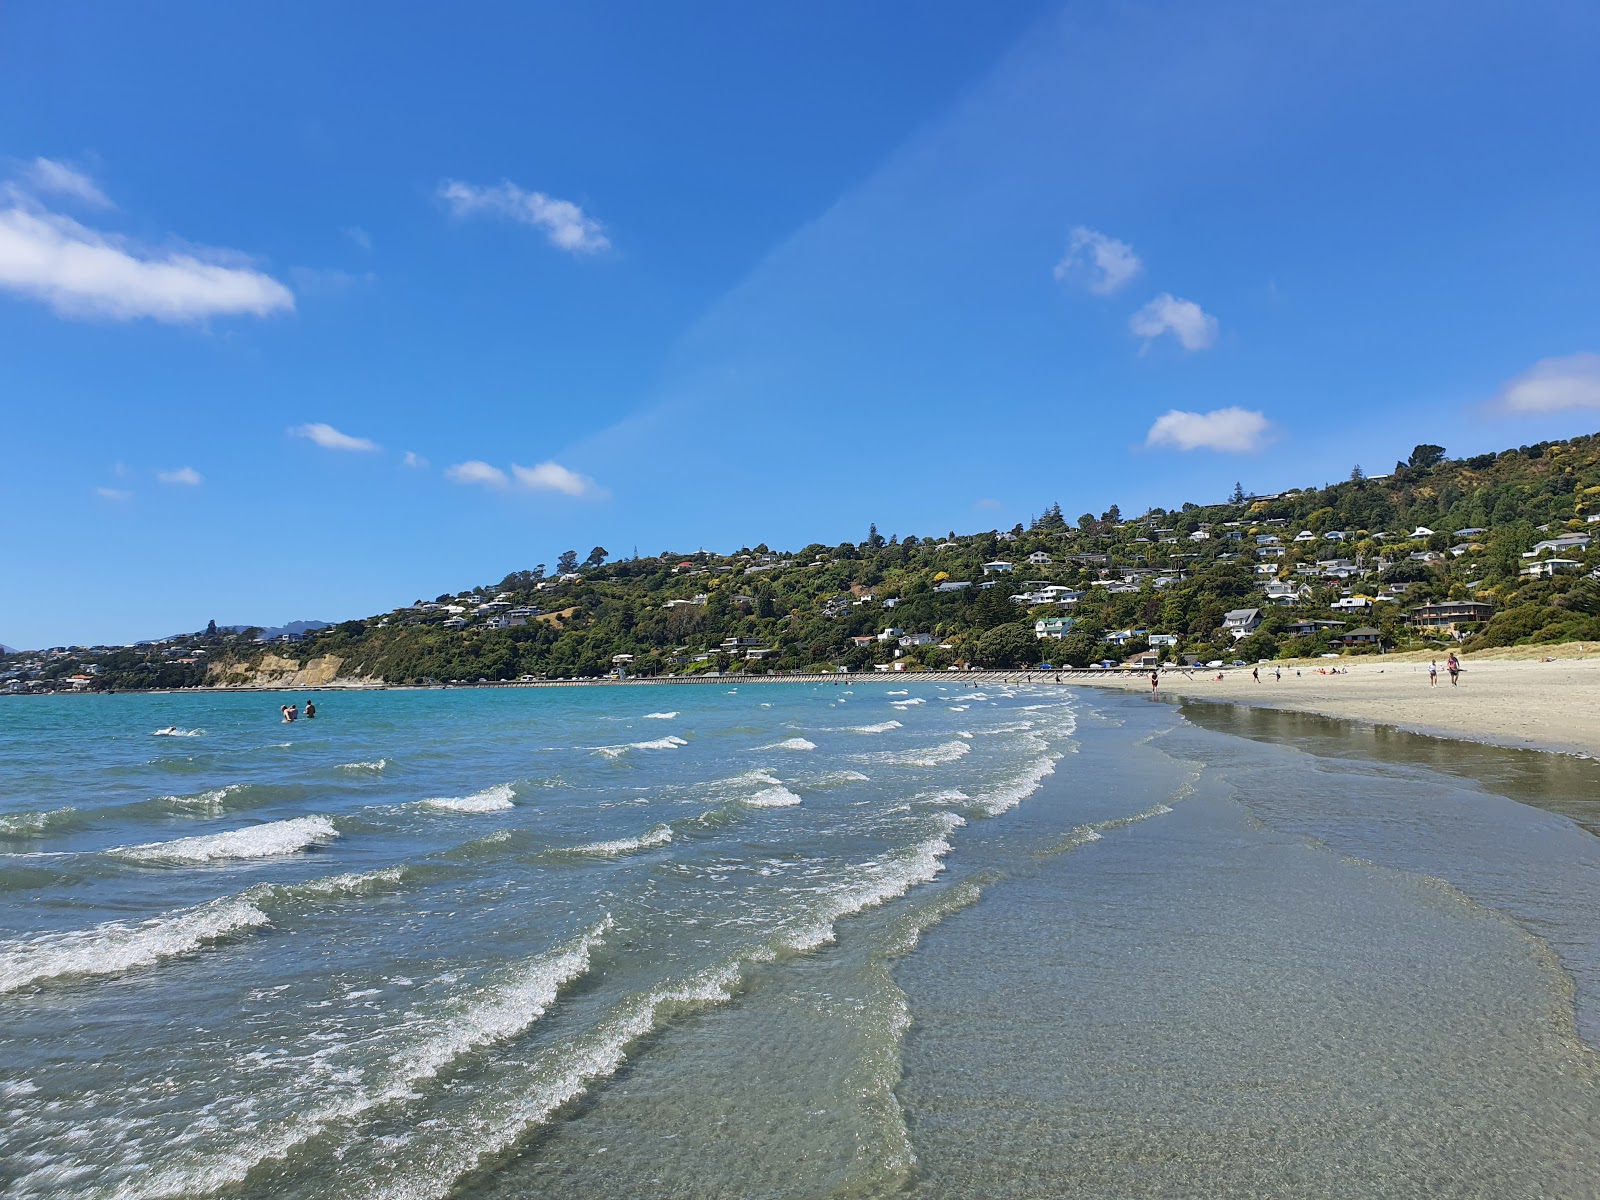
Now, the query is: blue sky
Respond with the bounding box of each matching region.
[3,1,1599,648]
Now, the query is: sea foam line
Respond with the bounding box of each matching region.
[850,721,903,734]
[563,825,673,856]
[111,816,340,864]
[752,737,816,752]
[597,735,688,758]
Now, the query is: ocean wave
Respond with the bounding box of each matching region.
[868,741,971,768]
[890,697,926,708]
[641,712,678,720]
[150,727,204,737]
[781,812,966,953]
[0,807,85,838]
[850,721,903,734]
[419,783,515,813]
[753,737,816,751]
[123,919,613,1200]
[338,759,390,772]
[970,753,1059,816]
[886,690,909,696]
[946,705,969,711]
[0,894,269,995]
[597,735,688,758]
[157,783,249,815]
[111,816,340,864]
[744,785,803,808]
[561,825,673,856]
[805,769,872,788]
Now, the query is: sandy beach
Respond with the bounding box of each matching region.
[1076,645,1600,758]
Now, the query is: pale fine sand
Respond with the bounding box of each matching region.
[1077,645,1600,758]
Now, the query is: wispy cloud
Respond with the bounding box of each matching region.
[511,461,599,497]
[445,460,509,488]
[0,206,294,323]
[1145,407,1271,452]
[157,466,203,486]
[975,497,1002,510]
[1053,226,1141,295]
[439,179,611,254]
[401,450,428,468]
[446,458,603,497]
[1490,352,1600,414]
[21,158,113,209]
[95,486,133,501]
[289,422,381,453]
[1130,293,1217,351]
[343,225,372,252]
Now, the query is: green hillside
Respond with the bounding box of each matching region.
[9,433,1600,691]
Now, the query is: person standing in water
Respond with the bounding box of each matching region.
[1149,670,1159,693]
[280,705,293,722]
[304,701,317,719]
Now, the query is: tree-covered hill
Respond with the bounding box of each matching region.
[8,432,1600,691]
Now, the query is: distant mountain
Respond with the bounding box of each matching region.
[0,643,15,654]
[233,620,334,640]
[138,620,334,645]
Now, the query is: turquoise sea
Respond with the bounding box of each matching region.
[2,681,1599,1198]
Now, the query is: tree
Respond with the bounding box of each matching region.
[975,622,1037,668]
[1230,481,1246,504]
[1409,444,1447,469]
[867,523,886,549]
[584,546,609,569]
[1350,464,1366,482]
[205,619,217,636]
[556,550,579,575]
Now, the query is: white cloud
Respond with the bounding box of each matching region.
[1491,352,1600,414]
[1053,226,1141,294]
[511,461,598,497]
[445,460,509,488]
[1130,293,1218,351]
[402,451,428,468]
[289,422,381,453]
[439,179,611,254]
[975,497,1002,510]
[343,225,372,252]
[0,205,293,323]
[1145,407,1271,453]
[22,158,113,209]
[95,486,133,501]
[157,466,203,486]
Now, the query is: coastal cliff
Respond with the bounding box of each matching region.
[209,653,368,689]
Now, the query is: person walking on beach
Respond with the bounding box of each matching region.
[1274,666,1281,682]
[1446,652,1460,687]
[1252,666,1260,683]
[1428,660,1439,688]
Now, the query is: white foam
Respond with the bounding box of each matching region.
[754,737,816,751]
[641,712,678,720]
[782,812,966,952]
[946,705,969,711]
[151,727,204,737]
[972,753,1059,816]
[871,741,971,768]
[850,721,903,734]
[597,735,688,757]
[338,759,389,772]
[112,816,340,863]
[125,919,613,1199]
[0,894,270,994]
[886,690,909,696]
[744,785,803,808]
[568,825,673,856]
[0,1079,38,1097]
[419,783,515,813]
[890,697,926,708]
[162,783,246,813]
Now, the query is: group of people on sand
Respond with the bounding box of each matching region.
[279,701,317,722]
[1428,652,1462,688]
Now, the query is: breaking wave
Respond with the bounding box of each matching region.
[0,807,85,838]
[641,712,678,720]
[850,721,903,734]
[150,728,204,738]
[754,737,816,751]
[597,735,688,757]
[418,783,515,813]
[744,785,803,808]
[338,760,390,772]
[561,825,674,856]
[111,816,340,864]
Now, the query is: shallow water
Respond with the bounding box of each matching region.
[0,683,1595,1197]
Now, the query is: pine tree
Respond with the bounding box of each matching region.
[1230,481,1246,504]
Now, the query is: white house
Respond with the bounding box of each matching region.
[1027,551,1052,565]
[1523,558,1583,578]
[877,627,906,643]
[899,633,935,647]
[1293,530,1317,542]
[1525,534,1592,557]
[1223,608,1262,638]
[1035,616,1075,639]
[982,560,1014,574]
[1331,596,1373,613]
[1410,526,1435,538]
[934,580,972,592]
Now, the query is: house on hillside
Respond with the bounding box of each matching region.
[1027,551,1052,565]
[934,580,971,593]
[1034,616,1075,640]
[899,633,935,647]
[1409,600,1493,628]
[1523,558,1583,578]
[982,560,1014,574]
[1223,608,1262,638]
[1336,626,1383,646]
